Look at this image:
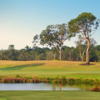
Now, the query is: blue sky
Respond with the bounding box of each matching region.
[0,0,100,49]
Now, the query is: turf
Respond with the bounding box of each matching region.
[0,60,100,79]
[0,91,100,100]
[0,60,100,100]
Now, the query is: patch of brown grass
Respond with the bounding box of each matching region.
[90,87,100,92]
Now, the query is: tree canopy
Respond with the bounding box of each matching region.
[68,12,100,64]
[33,24,73,60]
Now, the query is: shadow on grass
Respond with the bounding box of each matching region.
[80,63,95,66]
[0,63,44,71]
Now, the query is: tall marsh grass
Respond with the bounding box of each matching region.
[0,76,100,86]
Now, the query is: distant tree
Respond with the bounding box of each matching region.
[52,47,57,60]
[46,51,53,60]
[95,45,100,62]
[68,12,100,64]
[8,45,15,50]
[89,45,99,62]
[25,45,32,53]
[33,24,72,60]
[8,45,16,60]
[25,45,30,51]
[38,53,45,60]
[18,52,26,61]
[75,38,86,61]
[95,45,100,51]
[0,51,3,60]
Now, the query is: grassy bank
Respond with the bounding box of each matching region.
[0,91,100,100]
[0,60,100,79]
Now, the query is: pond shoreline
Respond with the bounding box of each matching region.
[0,76,100,85]
[0,76,100,91]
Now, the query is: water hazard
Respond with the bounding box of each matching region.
[0,83,94,91]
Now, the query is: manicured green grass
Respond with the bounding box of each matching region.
[0,61,100,99]
[0,60,100,79]
[0,91,100,100]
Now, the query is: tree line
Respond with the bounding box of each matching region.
[0,44,100,62]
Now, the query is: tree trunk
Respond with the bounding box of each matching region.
[86,40,90,65]
[59,50,62,60]
[59,45,63,60]
[59,46,62,60]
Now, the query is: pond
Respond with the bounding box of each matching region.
[0,83,96,91]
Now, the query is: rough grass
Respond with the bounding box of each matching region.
[0,91,100,100]
[0,60,100,79]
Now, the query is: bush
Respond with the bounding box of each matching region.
[16,75,20,78]
[90,87,100,92]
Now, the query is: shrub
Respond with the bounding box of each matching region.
[90,87,100,92]
[16,75,20,78]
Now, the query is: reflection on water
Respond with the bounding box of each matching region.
[0,83,97,91]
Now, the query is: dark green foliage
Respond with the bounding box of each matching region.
[68,12,98,34]
[0,44,100,61]
[89,45,99,62]
[8,44,15,50]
